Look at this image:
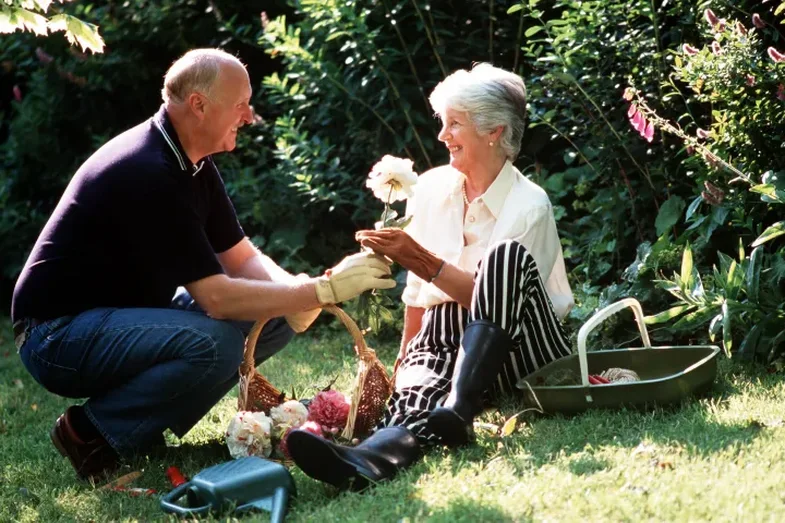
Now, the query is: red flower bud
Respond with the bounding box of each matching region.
[746,74,756,86]
[683,44,699,56]
[12,85,21,102]
[768,47,785,63]
[752,13,765,29]
[622,87,635,101]
[777,84,785,102]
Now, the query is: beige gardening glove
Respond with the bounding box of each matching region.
[314,251,396,305]
[285,274,323,333]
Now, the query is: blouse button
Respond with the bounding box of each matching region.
[468,215,476,223]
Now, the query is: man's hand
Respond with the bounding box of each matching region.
[355,229,443,282]
[314,251,396,305]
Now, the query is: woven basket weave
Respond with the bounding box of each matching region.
[237,304,393,440]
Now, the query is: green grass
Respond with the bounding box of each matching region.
[3,316,785,522]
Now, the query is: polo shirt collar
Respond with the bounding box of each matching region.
[152,105,206,176]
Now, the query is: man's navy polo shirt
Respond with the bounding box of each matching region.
[11,105,245,322]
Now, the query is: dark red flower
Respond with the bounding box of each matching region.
[752,13,765,29]
[768,47,785,63]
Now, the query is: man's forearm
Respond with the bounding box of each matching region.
[233,250,298,283]
[189,274,321,321]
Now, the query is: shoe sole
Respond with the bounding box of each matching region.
[287,432,369,491]
[427,409,471,448]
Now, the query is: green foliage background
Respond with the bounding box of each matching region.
[2,0,784,359]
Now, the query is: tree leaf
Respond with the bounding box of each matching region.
[644,304,692,324]
[746,246,762,302]
[680,242,693,290]
[655,196,685,236]
[507,4,524,14]
[721,300,732,357]
[525,26,544,38]
[751,221,785,248]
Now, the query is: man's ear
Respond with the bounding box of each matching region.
[187,92,207,119]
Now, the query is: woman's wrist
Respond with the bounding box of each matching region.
[429,259,446,283]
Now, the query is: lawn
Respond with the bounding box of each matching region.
[2,315,785,522]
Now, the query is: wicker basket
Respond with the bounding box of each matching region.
[237,304,393,440]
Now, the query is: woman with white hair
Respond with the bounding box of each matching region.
[287,64,574,490]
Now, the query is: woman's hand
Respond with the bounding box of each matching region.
[355,228,443,282]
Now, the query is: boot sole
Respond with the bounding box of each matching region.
[427,408,472,448]
[287,432,370,491]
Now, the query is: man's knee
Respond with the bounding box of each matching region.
[190,320,246,379]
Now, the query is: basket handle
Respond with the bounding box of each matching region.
[239,304,375,408]
[576,298,652,393]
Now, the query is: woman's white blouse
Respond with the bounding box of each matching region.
[402,160,574,320]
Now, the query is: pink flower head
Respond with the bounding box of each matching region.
[300,420,324,436]
[631,111,646,133]
[746,74,756,86]
[307,389,350,431]
[622,87,635,101]
[752,13,765,29]
[711,41,723,55]
[768,47,785,63]
[627,104,637,118]
[12,85,21,102]
[735,21,747,36]
[683,44,699,56]
[705,9,720,27]
[696,128,710,139]
[686,146,695,156]
[642,120,654,143]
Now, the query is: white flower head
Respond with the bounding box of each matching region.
[366,155,418,203]
[226,411,273,459]
[269,400,309,430]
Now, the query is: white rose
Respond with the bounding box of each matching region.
[366,155,418,203]
[270,400,309,429]
[226,411,273,459]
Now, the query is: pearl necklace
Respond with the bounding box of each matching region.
[462,181,471,205]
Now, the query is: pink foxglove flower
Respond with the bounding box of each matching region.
[777,84,785,102]
[631,111,646,133]
[746,74,756,86]
[682,44,699,56]
[704,9,720,27]
[307,389,351,431]
[643,120,654,143]
[735,21,747,36]
[627,104,637,118]
[711,41,723,55]
[696,128,710,139]
[12,85,21,102]
[752,13,765,29]
[768,47,785,63]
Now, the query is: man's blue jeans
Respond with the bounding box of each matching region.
[18,289,294,456]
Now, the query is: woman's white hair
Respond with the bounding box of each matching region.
[161,48,245,105]
[429,63,527,160]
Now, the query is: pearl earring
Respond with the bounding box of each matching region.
[489,141,494,146]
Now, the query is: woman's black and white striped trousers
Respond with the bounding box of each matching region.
[381,239,572,445]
